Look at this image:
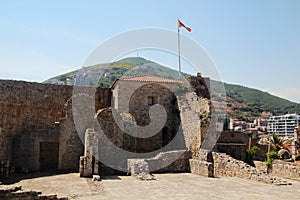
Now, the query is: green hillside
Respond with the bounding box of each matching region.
[224,83,300,119]
[48,57,188,87]
[46,57,300,120]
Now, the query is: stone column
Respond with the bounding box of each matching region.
[80,129,98,177]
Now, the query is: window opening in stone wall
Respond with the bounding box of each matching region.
[147,96,158,106]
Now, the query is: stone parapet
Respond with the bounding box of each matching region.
[254,160,300,181]
[271,160,300,181]
[189,159,213,177]
[127,150,191,176]
[212,152,290,185]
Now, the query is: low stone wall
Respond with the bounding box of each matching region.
[271,160,300,181]
[189,159,213,177]
[253,160,267,172]
[254,160,300,181]
[0,186,67,200]
[127,150,191,176]
[212,152,290,185]
[189,150,214,177]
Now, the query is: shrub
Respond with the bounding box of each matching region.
[296,153,300,161]
[265,151,279,168]
[245,146,260,165]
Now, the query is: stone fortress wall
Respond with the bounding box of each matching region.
[0,80,111,176]
[0,74,211,178]
[1,75,299,184]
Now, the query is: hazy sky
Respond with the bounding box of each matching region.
[0,0,299,102]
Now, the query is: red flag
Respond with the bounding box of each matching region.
[178,19,191,32]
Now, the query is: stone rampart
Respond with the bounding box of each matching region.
[212,152,290,185]
[255,160,300,181]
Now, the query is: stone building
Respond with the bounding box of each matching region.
[0,74,211,178]
[80,75,211,176]
[111,75,184,152]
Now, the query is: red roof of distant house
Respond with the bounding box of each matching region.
[111,75,184,88]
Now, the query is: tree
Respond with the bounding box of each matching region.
[269,133,288,152]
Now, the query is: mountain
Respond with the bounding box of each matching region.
[218,81,300,121]
[46,57,300,120]
[47,57,189,87]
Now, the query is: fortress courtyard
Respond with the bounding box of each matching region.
[3,172,300,200]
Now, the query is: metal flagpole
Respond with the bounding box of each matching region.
[177,19,181,73]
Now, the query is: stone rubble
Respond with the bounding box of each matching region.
[0,185,68,200]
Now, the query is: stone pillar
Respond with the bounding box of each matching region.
[92,131,99,175]
[79,129,99,177]
[189,150,214,177]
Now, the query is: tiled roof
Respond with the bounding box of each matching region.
[118,75,183,83]
[111,75,184,89]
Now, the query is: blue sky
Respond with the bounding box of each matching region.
[0,0,299,102]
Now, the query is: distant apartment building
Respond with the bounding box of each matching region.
[228,117,268,135]
[267,114,300,138]
[66,77,75,85]
[74,74,92,86]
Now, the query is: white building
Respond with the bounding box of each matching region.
[267,114,300,138]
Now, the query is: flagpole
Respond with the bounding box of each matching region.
[177,19,181,73]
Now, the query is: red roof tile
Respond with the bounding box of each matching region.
[111,75,185,89]
[119,75,183,83]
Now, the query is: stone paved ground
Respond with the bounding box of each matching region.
[3,172,300,200]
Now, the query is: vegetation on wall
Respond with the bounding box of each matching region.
[244,146,260,166]
[265,151,280,168]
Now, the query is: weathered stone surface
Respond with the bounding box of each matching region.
[127,159,150,175]
[0,80,111,175]
[0,185,67,200]
[212,152,290,185]
[190,159,214,177]
[0,74,210,177]
[270,160,300,181]
[127,150,191,176]
[189,149,214,177]
[79,129,99,177]
[177,92,210,158]
[255,160,300,181]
